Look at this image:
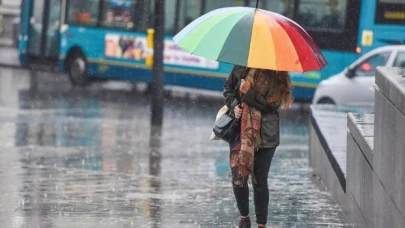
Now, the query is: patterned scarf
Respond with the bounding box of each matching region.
[230,68,265,186]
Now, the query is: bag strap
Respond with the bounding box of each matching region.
[241,67,249,80]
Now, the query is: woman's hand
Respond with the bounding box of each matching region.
[240,79,251,94]
[234,105,243,119]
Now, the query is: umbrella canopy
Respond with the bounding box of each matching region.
[173,7,327,72]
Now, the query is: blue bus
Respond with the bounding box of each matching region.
[17,0,405,101]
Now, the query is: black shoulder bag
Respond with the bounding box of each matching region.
[213,109,241,143]
[213,67,248,143]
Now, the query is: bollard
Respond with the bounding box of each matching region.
[146,28,154,68]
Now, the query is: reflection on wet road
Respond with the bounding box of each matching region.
[0,68,351,227]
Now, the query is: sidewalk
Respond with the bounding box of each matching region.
[0,67,352,228]
[0,38,13,47]
[0,45,19,68]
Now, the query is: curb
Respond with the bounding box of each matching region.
[0,43,16,48]
[0,62,20,69]
[0,41,14,47]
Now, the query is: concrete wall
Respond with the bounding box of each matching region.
[372,67,405,227]
[310,67,405,228]
[309,123,347,206]
[345,67,405,228]
[309,121,364,227]
[346,113,375,228]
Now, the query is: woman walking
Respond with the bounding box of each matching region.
[223,65,293,228]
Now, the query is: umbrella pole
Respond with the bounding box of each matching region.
[255,0,259,9]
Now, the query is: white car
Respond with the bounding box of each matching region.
[313,45,405,109]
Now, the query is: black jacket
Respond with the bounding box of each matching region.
[223,66,280,148]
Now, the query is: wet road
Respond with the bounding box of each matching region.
[0,67,351,227]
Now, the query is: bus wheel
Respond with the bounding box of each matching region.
[67,53,88,86]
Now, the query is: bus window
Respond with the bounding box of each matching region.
[101,0,136,29]
[133,0,154,32]
[295,0,361,52]
[205,0,245,13]
[166,0,202,34]
[165,0,247,35]
[296,0,347,32]
[20,0,27,35]
[376,0,405,25]
[248,0,295,18]
[67,0,100,26]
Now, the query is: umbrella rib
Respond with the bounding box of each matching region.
[217,49,230,61]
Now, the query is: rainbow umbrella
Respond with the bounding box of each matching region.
[173,6,327,72]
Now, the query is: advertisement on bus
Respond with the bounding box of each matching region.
[104,33,219,70]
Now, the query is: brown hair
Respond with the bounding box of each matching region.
[253,70,293,109]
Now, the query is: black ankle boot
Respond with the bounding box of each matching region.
[238,216,251,228]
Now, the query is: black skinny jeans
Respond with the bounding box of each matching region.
[232,147,276,225]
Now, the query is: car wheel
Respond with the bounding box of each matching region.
[67,52,89,86]
[317,97,336,105]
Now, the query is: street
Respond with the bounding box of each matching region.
[0,67,351,227]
